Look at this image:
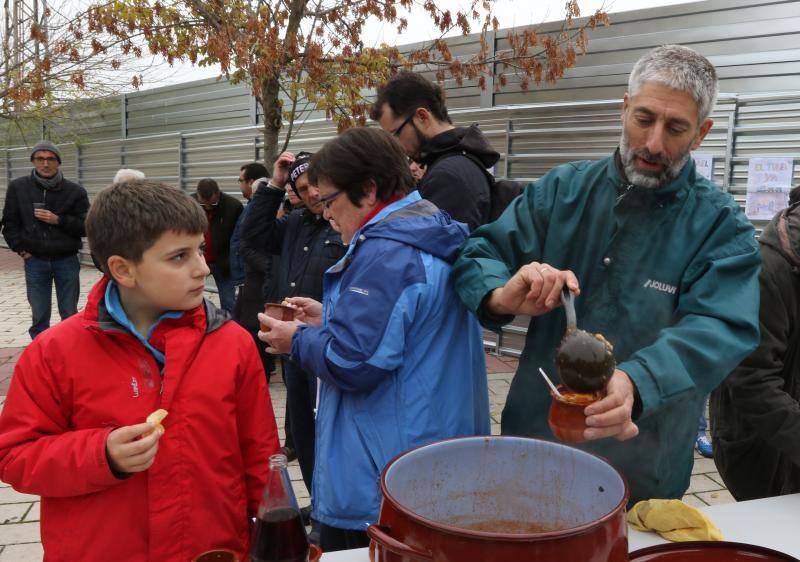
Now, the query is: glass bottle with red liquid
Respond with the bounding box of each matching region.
[251,454,309,562]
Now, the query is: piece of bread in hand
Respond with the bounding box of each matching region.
[143,409,168,437]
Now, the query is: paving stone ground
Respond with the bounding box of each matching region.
[0,247,731,558]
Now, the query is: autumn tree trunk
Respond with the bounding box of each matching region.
[260,75,283,165]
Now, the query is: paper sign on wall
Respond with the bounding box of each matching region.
[692,153,713,180]
[745,157,795,221]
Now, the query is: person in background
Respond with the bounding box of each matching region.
[113,168,146,183]
[277,181,305,220]
[370,71,499,231]
[1,140,90,339]
[268,168,306,464]
[89,169,150,272]
[259,128,489,552]
[409,159,427,187]
[269,171,309,466]
[241,151,345,543]
[710,186,800,500]
[230,162,276,380]
[789,184,800,206]
[451,45,761,504]
[0,181,278,561]
[193,178,243,313]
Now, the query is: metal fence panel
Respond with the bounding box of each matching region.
[3,0,800,357]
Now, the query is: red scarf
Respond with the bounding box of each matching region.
[357,194,403,231]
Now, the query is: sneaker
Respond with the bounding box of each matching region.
[695,434,713,458]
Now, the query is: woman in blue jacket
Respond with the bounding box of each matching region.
[260,127,489,552]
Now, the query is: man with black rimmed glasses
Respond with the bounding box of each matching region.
[370,71,499,231]
[2,140,90,339]
[192,177,243,313]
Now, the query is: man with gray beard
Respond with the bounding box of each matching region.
[452,45,761,503]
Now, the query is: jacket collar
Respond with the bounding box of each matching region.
[103,281,182,364]
[607,148,696,203]
[417,124,500,169]
[83,276,228,340]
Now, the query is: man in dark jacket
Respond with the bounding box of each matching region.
[710,196,800,500]
[2,140,90,339]
[193,178,243,313]
[241,151,345,533]
[230,162,275,379]
[370,71,500,231]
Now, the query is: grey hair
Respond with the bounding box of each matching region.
[628,45,718,123]
[113,168,146,183]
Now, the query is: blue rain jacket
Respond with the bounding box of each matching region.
[292,191,490,530]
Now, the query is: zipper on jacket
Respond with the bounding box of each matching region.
[616,183,636,204]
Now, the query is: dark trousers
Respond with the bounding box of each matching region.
[209,262,236,313]
[283,359,317,493]
[233,276,275,380]
[319,523,370,552]
[24,254,80,339]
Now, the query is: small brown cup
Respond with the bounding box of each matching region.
[260,303,296,332]
[309,543,323,562]
[547,385,600,444]
[192,549,242,562]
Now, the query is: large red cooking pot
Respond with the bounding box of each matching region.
[368,436,629,562]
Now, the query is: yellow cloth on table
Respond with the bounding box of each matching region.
[627,499,724,542]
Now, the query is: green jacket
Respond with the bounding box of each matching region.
[453,153,761,502]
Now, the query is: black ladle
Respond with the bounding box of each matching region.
[555,287,615,393]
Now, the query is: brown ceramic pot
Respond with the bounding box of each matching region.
[629,541,797,561]
[368,436,629,562]
[261,303,297,331]
[548,385,601,444]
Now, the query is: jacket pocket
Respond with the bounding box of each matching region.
[352,411,387,475]
[713,434,775,500]
[348,411,388,519]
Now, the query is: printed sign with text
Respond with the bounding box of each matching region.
[745,157,795,220]
[692,153,714,180]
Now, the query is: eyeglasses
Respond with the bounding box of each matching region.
[33,157,58,164]
[391,113,415,137]
[199,199,219,209]
[320,190,343,210]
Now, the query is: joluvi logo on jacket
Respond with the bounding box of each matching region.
[642,279,677,295]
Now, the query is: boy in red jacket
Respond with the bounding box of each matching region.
[0,181,280,561]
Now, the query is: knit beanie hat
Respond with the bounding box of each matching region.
[287,151,314,196]
[30,140,62,164]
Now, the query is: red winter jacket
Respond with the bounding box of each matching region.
[0,277,279,561]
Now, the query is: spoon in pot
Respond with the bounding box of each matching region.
[554,287,615,393]
[538,368,563,398]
